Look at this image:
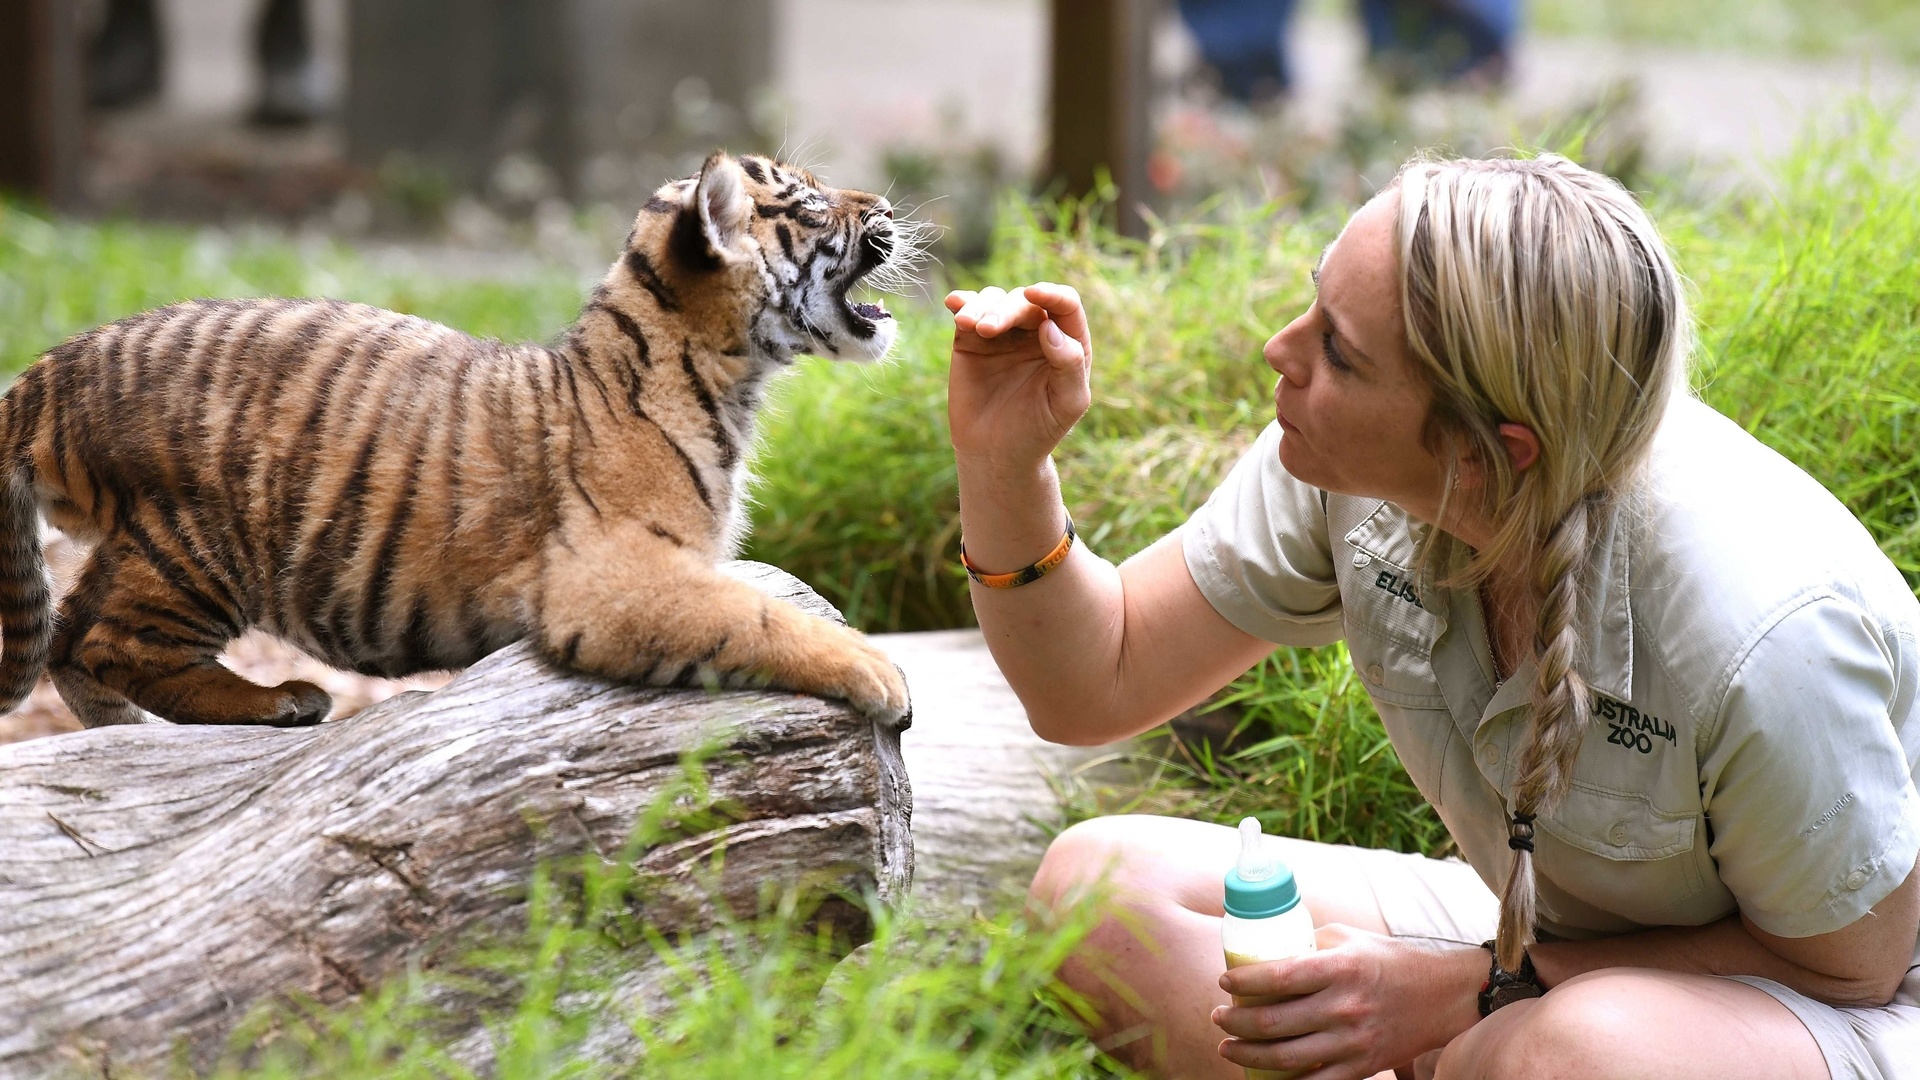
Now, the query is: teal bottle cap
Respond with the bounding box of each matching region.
[1224,817,1301,919]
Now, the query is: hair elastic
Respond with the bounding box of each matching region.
[961,516,1076,589]
[1507,810,1537,853]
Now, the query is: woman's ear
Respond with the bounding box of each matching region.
[1452,423,1541,494]
[1498,422,1541,473]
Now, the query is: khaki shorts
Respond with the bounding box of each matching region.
[1349,845,1920,1080]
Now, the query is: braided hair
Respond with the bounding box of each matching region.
[1391,155,1691,972]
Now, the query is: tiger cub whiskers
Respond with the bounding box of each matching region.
[0,152,914,729]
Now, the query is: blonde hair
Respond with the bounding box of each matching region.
[1390,155,1691,972]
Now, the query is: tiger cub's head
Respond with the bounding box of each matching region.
[626,151,928,364]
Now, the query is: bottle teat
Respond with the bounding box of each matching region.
[1223,816,1300,919]
[1236,817,1275,882]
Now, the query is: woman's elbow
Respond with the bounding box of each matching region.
[1022,703,1141,747]
[1826,971,1906,1009]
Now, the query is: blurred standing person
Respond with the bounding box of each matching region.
[87,0,326,124]
[1177,0,1518,104]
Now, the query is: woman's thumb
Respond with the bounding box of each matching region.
[1041,319,1082,363]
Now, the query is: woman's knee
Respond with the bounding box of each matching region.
[1031,814,1246,919]
[1029,815,1154,912]
[1431,971,1692,1080]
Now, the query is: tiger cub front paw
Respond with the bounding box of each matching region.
[823,634,911,730]
[266,680,333,727]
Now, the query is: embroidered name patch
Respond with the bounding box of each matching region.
[1372,569,1424,610]
[1595,694,1675,754]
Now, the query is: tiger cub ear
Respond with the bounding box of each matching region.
[673,151,753,270]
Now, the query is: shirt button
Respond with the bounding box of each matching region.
[1845,869,1870,891]
[1352,551,1370,568]
[1366,663,1385,683]
[1607,823,1630,846]
[1479,744,1502,768]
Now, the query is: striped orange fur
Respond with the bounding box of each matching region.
[0,152,913,728]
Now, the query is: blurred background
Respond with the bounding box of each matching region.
[5,0,1918,268]
[1,1,1917,753]
[2,10,1917,1068]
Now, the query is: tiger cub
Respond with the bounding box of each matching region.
[0,152,914,729]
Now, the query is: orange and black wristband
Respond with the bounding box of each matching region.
[960,517,1076,589]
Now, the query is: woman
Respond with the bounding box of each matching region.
[944,155,1920,1080]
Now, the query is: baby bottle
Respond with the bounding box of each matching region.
[1221,816,1317,1080]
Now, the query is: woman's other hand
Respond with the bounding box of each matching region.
[1212,925,1485,1079]
[946,282,1093,472]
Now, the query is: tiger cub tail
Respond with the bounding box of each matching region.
[0,464,48,713]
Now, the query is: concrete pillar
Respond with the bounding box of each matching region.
[345,0,773,202]
[565,0,773,197]
[345,0,572,191]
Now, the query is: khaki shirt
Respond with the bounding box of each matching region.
[1182,396,1920,941]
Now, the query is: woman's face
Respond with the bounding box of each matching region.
[1263,192,1452,523]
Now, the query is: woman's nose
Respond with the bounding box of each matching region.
[1264,319,1308,383]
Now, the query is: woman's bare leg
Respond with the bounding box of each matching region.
[1433,969,1830,1080]
[1031,816,1832,1080]
[1028,814,1396,1079]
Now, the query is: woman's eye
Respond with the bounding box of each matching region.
[1321,332,1352,372]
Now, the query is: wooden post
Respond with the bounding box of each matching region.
[1047,0,1155,237]
[0,0,84,206]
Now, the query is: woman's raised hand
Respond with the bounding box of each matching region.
[946,282,1093,472]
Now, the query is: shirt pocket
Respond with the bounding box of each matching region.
[1536,782,1709,925]
[1347,625,1455,806]
[1346,622,1448,710]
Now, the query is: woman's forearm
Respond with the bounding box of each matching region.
[956,454,1140,744]
[1531,910,1908,1008]
[944,283,1276,745]
[955,453,1272,745]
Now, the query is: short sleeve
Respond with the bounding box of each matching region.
[1700,594,1920,938]
[1180,421,1344,647]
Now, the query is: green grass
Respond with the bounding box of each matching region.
[1301,0,1920,61]
[0,214,587,370]
[4,114,1919,1076]
[192,757,1123,1080]
[1525,0,1920,62]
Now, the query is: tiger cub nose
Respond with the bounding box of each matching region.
[873,198,894,220]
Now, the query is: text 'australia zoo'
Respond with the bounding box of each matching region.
[1596,695,1676,754]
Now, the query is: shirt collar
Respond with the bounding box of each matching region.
[1343,501,1445,612]
[1342,496,1635,701]
[1582,496,1635,702]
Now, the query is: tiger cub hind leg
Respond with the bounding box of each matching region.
[537,527,910,728]
[52,535,332,728]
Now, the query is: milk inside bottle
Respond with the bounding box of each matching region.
[1221,817,1317,1080]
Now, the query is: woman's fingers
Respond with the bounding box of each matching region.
[1220,954,1335,1000]
[1212,998,1315,1042]
[950,283,1093,361]
[1021,282,1092,353]
[975,293,1047,337]
[1217,1031,1355,1080]
[952,286,1008,333]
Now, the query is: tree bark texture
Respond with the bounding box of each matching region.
[0,562,913,1078]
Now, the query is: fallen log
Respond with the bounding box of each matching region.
[0,562,913,1078]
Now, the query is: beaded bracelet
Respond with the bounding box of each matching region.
[960,516,1076,589]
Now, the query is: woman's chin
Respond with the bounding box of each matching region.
[1275,434,1318,485]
